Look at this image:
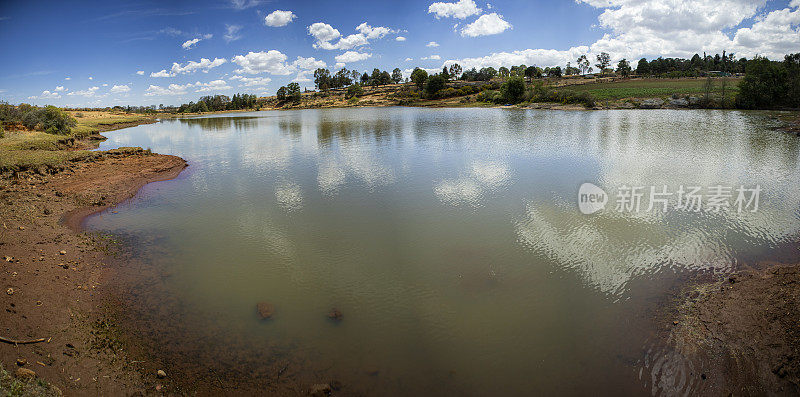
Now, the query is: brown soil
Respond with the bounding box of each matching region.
[0,148,186,395]
[668,262,800,395]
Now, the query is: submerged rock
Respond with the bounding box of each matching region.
[257,302,274,319]
[327,308,343,322]
[668,98,689,107]
[309,383,331,396]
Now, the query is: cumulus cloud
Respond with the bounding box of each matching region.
[446,46,589,70]
[150,57,227,77]
[308,21,394,50]
[335,51,372,63]
[421,54,441,60]
[54,86,65,92]
[37,90,61,99]
[145,80,232,96]
[231,51,326,75]
[110,84,130,93]
[426,41,439,47]
[428,0,481,19]
[230,75,272,87]
[578,0,800,60]
[224,24,243,42]
[67,86,100,97]
[136,70,144,75]
[461,13,511,37]
[182,34,212,49]
[264,10,296,27]
[396,36,407,41]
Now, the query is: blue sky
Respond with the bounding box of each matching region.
[1,0,798,107]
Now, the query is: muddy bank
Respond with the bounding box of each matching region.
[667,261,800,395]
[0,147,186,395]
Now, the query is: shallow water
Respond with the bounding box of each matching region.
[87,108,800,395]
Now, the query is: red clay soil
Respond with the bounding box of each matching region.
[0,148,186,395]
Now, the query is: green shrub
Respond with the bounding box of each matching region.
[346,84,364,99]
[38,106,77,135]
[424,75,447,97]
[500,77,526,103]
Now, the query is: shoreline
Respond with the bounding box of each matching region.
[0,117,187,394]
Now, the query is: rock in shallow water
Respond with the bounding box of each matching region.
[309,383,331,396]
[327,308,343,321]
[257,302,274,319]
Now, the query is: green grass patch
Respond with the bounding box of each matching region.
[0,131,71,151]
[562,78,740,101]
[0,364,62,396]
[0,149,98,172]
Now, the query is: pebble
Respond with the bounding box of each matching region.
[6,288,14,295]
[309,383,331,396]
[257,302,274,319]
[157,369,167,378]
[59,250,67,255]
[16,358,27,366]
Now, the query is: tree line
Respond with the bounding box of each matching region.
[0,102,76,135]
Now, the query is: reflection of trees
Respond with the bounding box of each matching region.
[178,116,259,132]
[316,116,400,146]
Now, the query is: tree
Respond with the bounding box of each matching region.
[595,52,611,75]
[411,68,428,89]
[360,72,369,85]
[370,68,382,86]
[616,58,631,77]
[314,68,331,91]
[346,83,364,99]
[380,70,392,85]
[391,68,403,84]
[286,82,301,102]
[351,70,362,85]
[577,55,590,75]
[498,66,510,78]
[276,86,287,101]
[500,76,526,103]
[442,66,450,80]
[448,63,462,80]
[549,66,562,78]
[636,58,650,75]
[333,68,352,88]
[424,74,447,97]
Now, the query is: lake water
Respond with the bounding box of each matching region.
[87,108,800,395]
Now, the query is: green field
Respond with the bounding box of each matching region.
[560,78,741,101]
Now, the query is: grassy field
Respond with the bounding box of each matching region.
[0,111,151,174]
[558,78,741,101]
[69,111,153,137]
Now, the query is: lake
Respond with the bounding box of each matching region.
[86,108,800,395]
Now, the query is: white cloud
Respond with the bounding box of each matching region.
[576,0,800,60]
[309,22,395,50]
[230,0,261,10]
[54,86,65,92]
[334,62,346,69]
[396,36,407,41]
[67,86,100,97]
[150,57,227,77]
[110,84,130,93]
[335,51,372,63]
[145,84,189,96]
[136,70,145,75]
[64,77,71,80]
[426,41,439,47]
[38,90,61,99]
[144,80,231,96]
[182,34,212,49]
[230,76,272,87]
[265,10,296,27]
[428,0,481,19]
[405,57,413,61]
[224,24,243,42]
[194,79,231,92]
[308,22,341,43]
[88,76,93,80]
[293,56,327,70]
[422,54,442,60]
[446,46,590,70]
[233,50,292,74]
[461,13,512,37]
